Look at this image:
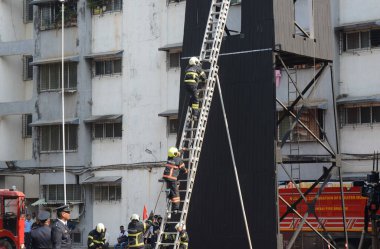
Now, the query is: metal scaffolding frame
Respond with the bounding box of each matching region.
[276,54,348,249]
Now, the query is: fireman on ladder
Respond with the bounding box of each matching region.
[184,57,206,119]
[175,223,189,249]
[163,147,188,215]
[127,214,147,249]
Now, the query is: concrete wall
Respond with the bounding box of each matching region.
[339,50,380,96]
[339,0,380,25]
[91,167,165,244]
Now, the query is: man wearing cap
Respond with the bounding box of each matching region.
[31,210,52,249]
[51,205,72,249]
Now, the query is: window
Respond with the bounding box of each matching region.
[93,122,122,139]
[39,62,77,91]
[94,59,122,76]
[91,0,122,15]
[340,105,380,126]
[43,184,82,202]
[40,125,78,152]
[94,184,121,201]
[23,56,33,81]
[277,109,324,142]
[168,117,178,134]
[24,0,34,23]
[22,114,33,138]
[39,1,77,30]
[168,52,180,69]
[294,0,313,38]
[344,30,380,51]
[71,232,82,244]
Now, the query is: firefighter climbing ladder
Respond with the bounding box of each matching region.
[155,0,231,248]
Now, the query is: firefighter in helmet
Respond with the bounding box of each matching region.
[127,214,148,249]
[175,223,189,249]
[163,147,188,215]
[184,57,206,119]
[88,223,107,249]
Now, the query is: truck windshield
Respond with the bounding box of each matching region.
[4,198,18,236]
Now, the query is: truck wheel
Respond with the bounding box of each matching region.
[0,240,13,249]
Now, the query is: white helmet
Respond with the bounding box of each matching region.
[175,223,186,231]
[96,223,105,233]
[189,57,199,66]
[130,214,140,221]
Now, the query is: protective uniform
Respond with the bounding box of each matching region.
[88,223,106,249]
[31,211,52,249]
[127,218,147,249]
[178,230,189,249]
[184,57,206,118]
[163,148,188,211]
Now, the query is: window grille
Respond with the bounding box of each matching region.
[277,109,324,142]
[23,56,33,81]
[94,184,121,201]
[94,59,122,76]
[93,123,122,139]
[40,125,78,152]
[168,52,180,69]
[91,0,122,15]
[39,63,77,91]
[43,184,82,202]
[24,0,34,23]
[22,114,33,138]
[340,105,380,126]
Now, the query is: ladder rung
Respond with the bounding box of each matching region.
[157,243,176,246]
[213,2,222,7]
[211,11,221,16]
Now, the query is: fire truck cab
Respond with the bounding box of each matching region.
[0,189,25,249]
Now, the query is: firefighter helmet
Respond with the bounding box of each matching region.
[168,147,179,158]
[96,223,105,233]
[130,214,140,221]
[175,223,186,231]
[189,57,199,66]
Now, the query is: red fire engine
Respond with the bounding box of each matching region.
[0,189,25,249]
[279,183,373,249]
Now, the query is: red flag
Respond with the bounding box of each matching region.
[143,205,148,220]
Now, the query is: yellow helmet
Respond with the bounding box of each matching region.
[168,147,179,158]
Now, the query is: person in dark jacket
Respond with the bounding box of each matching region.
[163,147,188,215]
[184,56,206,119]
[51,205,71,249]
[175,223,189,249]
[31,211,52,249]
[88,223,107,249]
[127,214,147,249]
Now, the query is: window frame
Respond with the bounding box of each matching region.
[168,116,179,135]
[22,114,33,138]
[40,125,78,153]
[93,58,122,77]
[91,0,123,15]
[92,122,122,139]
[343,29,380,52]
[38,62,78,92]
[39,1,78,30]
[43,184,82,202]
[168,52,181,69]
[23,55,33,81]
[93,184,121,202]
[277,109,324,142]
[24,0,34,23]
[340,104,380,127]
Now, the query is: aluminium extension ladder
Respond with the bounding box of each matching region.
[155,0,231,248]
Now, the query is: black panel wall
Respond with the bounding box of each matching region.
[178,0,277,248]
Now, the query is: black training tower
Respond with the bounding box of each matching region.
[161,0,333,248]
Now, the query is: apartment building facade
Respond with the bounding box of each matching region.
[0,0,186,245]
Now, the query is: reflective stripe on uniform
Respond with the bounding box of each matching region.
[191,103,199,109]
[129,232,144,247]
